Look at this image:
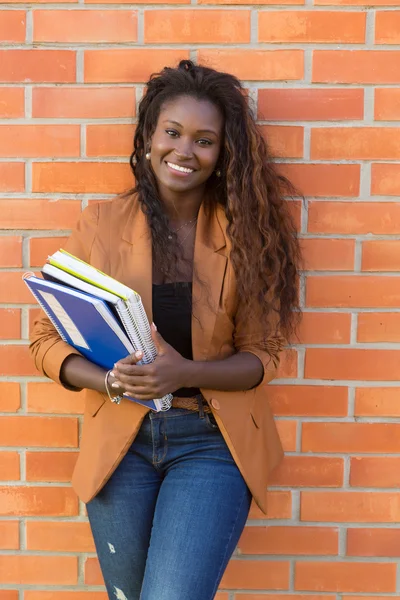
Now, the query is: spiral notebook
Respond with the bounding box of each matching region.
[24,253,173,412]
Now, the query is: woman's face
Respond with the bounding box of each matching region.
[148,95,223,196]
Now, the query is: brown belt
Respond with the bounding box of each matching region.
[171,395,211,413]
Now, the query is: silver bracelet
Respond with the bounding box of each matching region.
[105,369,123,405]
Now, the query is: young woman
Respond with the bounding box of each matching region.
[30,60,301,600]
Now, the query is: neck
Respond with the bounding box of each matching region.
[158,184,205,223]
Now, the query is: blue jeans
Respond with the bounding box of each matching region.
[86,407,252,600]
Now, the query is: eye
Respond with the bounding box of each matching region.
[197,138,213,146]
[165,129,179,137]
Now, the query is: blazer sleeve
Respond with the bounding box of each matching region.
[233,299,285,386]
[29,203,100,387]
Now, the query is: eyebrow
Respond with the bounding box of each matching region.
[163,119,218,136]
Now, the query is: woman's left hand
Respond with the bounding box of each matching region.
[112,324,191,400]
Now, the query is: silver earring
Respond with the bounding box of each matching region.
[145,152,151,160]
[215,169,221,177]
[132,155,137,166]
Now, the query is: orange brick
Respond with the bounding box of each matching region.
[0,486,78,516]
[86,124,134,157]
[313,50,400,84]
[375,88,400,120]
[311,127,400,160]
[280,164,360,197]
[371,163,400,195]
[348,528,400,557]
[249,491,292,520]
[362,240,400,271]
[238,597,334,600]
[0,452,20,481]
[0,163,25,192]
[221,560,290,590]
[316,0,400,4]
[0,522,19,550]
[145,10,250,43]
[259,11,365,43]
[86,0,189,4]
[30,237,69,267]
[0,11,26,42]
[27,521,95,552]
[306,276,400,308]
[301,239,355,271]
[270,456,343,487]
[198,49,304,81]
[0,345,37,376]
[0,593,18,600]
[301,491,400,523]
[0,199,80,230]
[0,416,78,447]
[199,0,304,4]
[276,420,297,452]
[308,201,400,234]
[34,10,137,42]
[351,457,400,488]
[0,125,80,158]
[295,561,395,593]
[32,162,132,194]
[355,387,400,417]
[277,348,298,378]
[0,273,37,303]
[268,385,348,417]
[0,309,21,340]
[0,237,22,268]
[238,596,333,600]
[358,313,400,343]
[0,383,21,412]
[0,50,75,83]
[25,594,108,600]
[26,451,78,482]
[375,11,400,43]
[306,348,400,381]
[0,88,25,118]
[27,382,84,414]
[0,555,77,585]
[84,49,189,83]
[84,558,104,586]
[260,125,304,159]
[298,312,351,344]
[302,422,400,453]
[258,88,364,121]
[238,526,338,555]
[33,86,135,118]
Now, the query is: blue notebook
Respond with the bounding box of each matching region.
[24,274,168,411]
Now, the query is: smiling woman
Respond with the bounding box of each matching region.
[29,59,301,600]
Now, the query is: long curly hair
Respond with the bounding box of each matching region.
[128,59,301,340]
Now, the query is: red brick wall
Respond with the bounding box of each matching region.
[1,2,400,598]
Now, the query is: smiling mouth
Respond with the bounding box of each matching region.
[166,162,195,175]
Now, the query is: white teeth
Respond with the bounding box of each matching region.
[167,162,194,174]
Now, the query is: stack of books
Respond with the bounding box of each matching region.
[24,250,173,412]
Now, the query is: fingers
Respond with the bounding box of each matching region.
[116,350,143,366]
[114,363,147,377]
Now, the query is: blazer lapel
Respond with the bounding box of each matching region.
[192,204,228,361]
[119,201,153,322]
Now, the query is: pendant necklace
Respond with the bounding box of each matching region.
[168,217,197,241]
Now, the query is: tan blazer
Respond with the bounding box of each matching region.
[30,195,284,514]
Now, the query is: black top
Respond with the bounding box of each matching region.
[152,282,201,398]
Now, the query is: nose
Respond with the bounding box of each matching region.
[174,139,194,160]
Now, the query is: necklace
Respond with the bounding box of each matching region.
[167,217,197,241]
[178,220,197,246]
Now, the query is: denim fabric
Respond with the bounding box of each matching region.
[86,408,252,600]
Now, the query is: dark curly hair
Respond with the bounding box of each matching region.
[128,59,301,340]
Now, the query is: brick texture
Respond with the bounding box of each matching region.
[0,3,399,598]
